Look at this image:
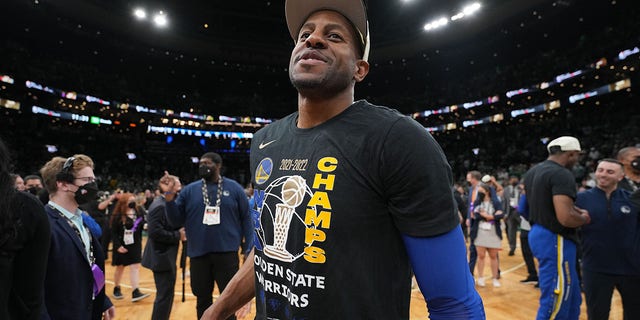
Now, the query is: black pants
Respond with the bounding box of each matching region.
[151,269,176,320]
[190,252,239,319]
[101,222,112,259]
[504,210,520,251]
[520,229,537,277]
[582,269,640,320]
[469,242,477,275]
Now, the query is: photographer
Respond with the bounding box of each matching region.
[616,146,640,192]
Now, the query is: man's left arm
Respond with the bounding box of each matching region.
[402,228,485,319]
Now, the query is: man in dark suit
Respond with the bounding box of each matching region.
[502,176,522,256]
[40,155,115,320]
[142,174,185,320]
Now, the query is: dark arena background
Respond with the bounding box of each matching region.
[2,1,639,319]
[1,0,638,190]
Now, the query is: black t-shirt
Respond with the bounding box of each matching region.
[249,100,458,319]
[523,160,578,242]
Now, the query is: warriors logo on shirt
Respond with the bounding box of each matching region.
[255,158,273,185]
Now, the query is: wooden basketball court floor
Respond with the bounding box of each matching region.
[104,236,623,319]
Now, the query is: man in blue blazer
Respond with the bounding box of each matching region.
[40,155,114,320]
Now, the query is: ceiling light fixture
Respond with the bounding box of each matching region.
[153,11,168,27]
[463,3,482,15]
[133,8,147,20]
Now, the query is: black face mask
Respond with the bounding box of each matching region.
[477,192,486,201]
[26,186,42,196]
[74,182,99,205]
[199,165,215,179]
[128,202,136,209]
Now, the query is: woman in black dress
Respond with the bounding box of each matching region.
[110,192,150,302]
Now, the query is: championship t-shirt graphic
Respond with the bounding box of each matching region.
[252,156,337,315]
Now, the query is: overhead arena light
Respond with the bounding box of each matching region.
[463,2,482,15]
[153,11,168,27]
[424,17,448,31]
[133,8,147,20]
[425,2,482,32]
[451,13,465,21]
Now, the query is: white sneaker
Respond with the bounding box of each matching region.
[492,279,501,287]
[477,277,486,287]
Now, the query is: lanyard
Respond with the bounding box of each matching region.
[50,205,95,265]
[125,216,144,232]
[201,176,223,207]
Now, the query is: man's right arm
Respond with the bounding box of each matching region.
[200,249,256,320]
[553,194,590,227]
[160,172,185,227]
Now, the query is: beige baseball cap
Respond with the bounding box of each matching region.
[547,136,582,152]
[285,0,370,61]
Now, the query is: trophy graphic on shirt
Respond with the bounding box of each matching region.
[264,176,306,262]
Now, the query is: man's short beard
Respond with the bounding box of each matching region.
[289,71,352,97]
[290,77,324,90]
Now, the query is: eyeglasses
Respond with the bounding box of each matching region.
[75,176,96,183]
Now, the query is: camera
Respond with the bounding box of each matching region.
[98,191,110,202]
[631,156,640,171]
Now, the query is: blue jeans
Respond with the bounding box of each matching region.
[529,225,581,320]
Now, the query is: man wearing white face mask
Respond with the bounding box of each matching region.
[40,155,115,320]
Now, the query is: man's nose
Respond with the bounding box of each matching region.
[305,32,326,49]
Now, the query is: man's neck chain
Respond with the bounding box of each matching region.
[201,176,223,206]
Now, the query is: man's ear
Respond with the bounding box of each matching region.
[354,60,370,83]
[56,180,70,192]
